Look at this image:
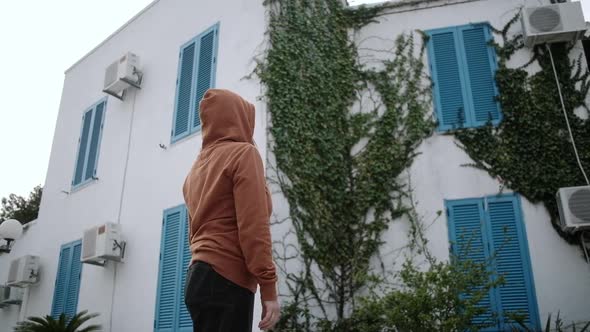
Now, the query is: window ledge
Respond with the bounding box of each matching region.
[71,178,99,193]
[171,127,202,146]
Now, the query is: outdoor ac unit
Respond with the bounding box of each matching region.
[522,2,587,47]
[556,185,590,233]
[103,52,141,98]
[6,255,39,287]
[81,223,125,266]
[0,286,23,306]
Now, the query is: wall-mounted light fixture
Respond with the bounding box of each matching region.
[0,219,24,254]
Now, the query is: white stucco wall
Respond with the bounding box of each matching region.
[2,0,589,331]
[352,0,590,324]
[0,0,268,331]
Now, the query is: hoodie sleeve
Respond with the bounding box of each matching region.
[232,145,277,301]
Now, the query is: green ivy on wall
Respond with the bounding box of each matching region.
[455,15,590,244]
[257,0,433,326]
[257,1,590,329]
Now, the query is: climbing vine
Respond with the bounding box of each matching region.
[455,14,590,244]
[257,1,589,329]
[257,0,433,327]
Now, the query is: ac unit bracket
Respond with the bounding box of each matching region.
[102,67,143,101]
[113,239,127,260]
[122,66,143,89]
[83,259,107,267]
[102,89,125,101]
[82,240,126,266]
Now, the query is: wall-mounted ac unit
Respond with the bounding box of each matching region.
[82,223,125,266]
[557,185,590,233]
[522,2,586,47]
[0,286,23,307]
[102,52,142,100]
[6,255,39,288]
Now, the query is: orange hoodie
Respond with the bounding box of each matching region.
[182,89,277,301]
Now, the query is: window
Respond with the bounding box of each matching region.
[446,194,540,330]
[154,205,192,331]
[426,23,501,130]
[51,240,83,319]
[72,98,107,188]
[172,23,220,143]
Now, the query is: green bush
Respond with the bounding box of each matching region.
[273,256,503,332]
[335,259,502,332]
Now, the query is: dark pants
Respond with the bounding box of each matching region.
[185,261,255,332]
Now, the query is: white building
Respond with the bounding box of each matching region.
[1,0,589,331]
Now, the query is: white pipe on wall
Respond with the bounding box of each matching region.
[17,287,30,322]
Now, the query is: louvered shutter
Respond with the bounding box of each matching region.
[51,246,71,318]
[178,207,193,331]
[487,195,540,330]
[459,24,500,126]
[171,24,219,142]
[447,199,497,328]
[64,242,82,319]
[73,110,93,186]
[427,23,502,130]
[155,207,183,331]
[84,101,105,181]
[73,99,107,188]
[51,240,83,320]
[173,42,197,142]
[192,28,217,130]
[428,28,468,130]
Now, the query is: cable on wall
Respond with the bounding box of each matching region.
[108,88,138,332]
[546,43,590,186]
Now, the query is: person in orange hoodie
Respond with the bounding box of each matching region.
[183,89,280,332]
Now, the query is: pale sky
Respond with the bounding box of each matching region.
[0,0,589,200]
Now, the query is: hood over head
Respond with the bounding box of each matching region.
[199,89,255,149]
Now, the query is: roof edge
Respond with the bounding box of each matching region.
[65,0,161,74]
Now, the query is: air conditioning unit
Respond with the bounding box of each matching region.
[81,223,125,266]
[0,286,23,307]
[522,2,587,47]
[102,52,142,100]
[6,255,39,287]
[556,185,590,233]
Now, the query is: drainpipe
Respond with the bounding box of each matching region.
[18,287,30,322]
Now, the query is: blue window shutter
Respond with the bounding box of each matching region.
[427,28,469,130]
[64,241,82,319]
[51,246,71,318]
[155,207,183,331]
[446,199,497,328]
[192,27,218,130]
[459,24,501,126]
[172,42,197,141]
[73,110,93,186]
[72,99,107,188]
[84,101,106,181]
[51,240,83,320]
[486,195,540,330]
[178,207,193,331]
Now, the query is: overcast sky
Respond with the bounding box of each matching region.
[0,0,589,201]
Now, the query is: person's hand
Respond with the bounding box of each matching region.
[259,300,280,330]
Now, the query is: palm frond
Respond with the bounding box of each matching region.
[66,311,99,332]
[12,312,101,332]
[77,324,102,332]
